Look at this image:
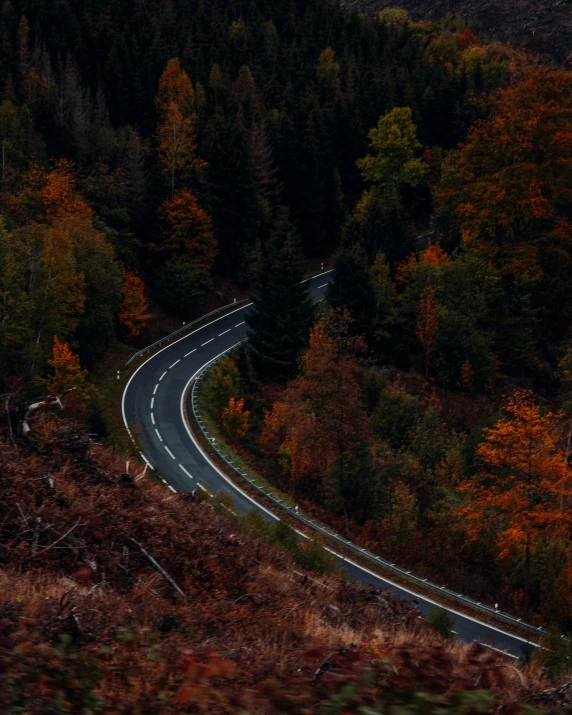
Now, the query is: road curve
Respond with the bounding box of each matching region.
[122,272,537,658]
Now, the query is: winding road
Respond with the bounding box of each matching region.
[122,272,537,659]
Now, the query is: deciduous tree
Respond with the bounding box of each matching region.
[156,188,216,270]
[118,272,150,340]
[156,59,204,197]
[221,397,250,438]
[45,336,93,414]
[458,390,572,616]
[261,311,370,520]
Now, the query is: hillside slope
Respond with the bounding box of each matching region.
[0,413,550,712]
[341,0,572,59]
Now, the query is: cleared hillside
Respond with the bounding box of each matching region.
[341,0,572,59]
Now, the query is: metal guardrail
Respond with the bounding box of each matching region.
[191,344,546,644]
[123,299,251,369]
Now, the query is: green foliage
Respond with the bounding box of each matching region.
[535,628,572,681]
[378,7,411,28]
[292,537,338,576]
[269,519,299,551]
[246,208,314,382]
[427,608,455,639]
[208,356,242,414]
[364,369,386,414]
[154,259,212,317]
[326,248,376,341]
[356,107,427,202]
[373,389,421,450]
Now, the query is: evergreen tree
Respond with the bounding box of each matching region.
[326,248,376,341]
[246,208,314,383]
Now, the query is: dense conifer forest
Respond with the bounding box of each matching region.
[1,0,572,707]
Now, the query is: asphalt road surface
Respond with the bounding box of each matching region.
[122,271,539,659]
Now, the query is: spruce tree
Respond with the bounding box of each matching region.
[326,248,376,341]
[246,208,314,383]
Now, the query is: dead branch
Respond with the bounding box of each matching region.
[30,516,41,557]
[41,517,84,552]
[5,394,18,452]
[129,537,186,599]
[497,664,526,686]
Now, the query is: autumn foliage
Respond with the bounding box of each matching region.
[458,390,572,615]
[221,396,250,438]
[157,188,217,270]
[118,272,151,340]
[439,68,572,282]
[261,311,369,509]
[43,336,93,417]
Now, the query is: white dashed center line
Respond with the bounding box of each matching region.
[154,428,163,442]
[153,384,159,395]
[151,413,155,425]
[159,371,167,381]
[169,359,181,369]
[184,349,196,357]
[179,464,194,480]
[165,445,176,459]
[201,338,214,346]
[235,321,245,327]
[150,398,154,409]
[218,329,231,336]
[318,283,328,289]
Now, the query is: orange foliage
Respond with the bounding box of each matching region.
[458,390,572,613]
[45,336,92,413]
[155,58,195,116]
[438,68,572,280]
[261,311,368,498]
[457,28,478,50]
[221,397,250,438]
[118,272,151,340]
[156,60,206,196]
[156,188,217,270]
[421,243,448,266]
[14,159,93,225]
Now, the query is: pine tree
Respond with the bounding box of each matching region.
[246,208,314,383]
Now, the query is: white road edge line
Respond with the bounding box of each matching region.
[184,349,196,357]
[218,329,231,336]
[180,351,279,523]
[123,275,535,652]
[178,464,194,480]
[151,413,155,425]
[169,359,181,369]
[168,485,177,493]
[300,268,333,284]
[165,445,176,459]
[201,338,214,346]
[478,642,518,659]
[154,428,163,442]
[320,544,539,648]
[197,482,208,492]
[140,453,154,470]
[180,350,540,651]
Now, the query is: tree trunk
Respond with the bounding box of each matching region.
[524,536,531,619]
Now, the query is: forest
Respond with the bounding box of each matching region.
[0,0,572,705]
